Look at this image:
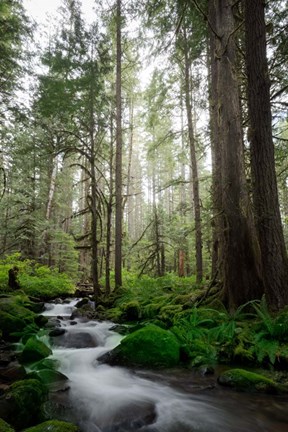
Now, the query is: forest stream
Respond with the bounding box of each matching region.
[42,299,288,432]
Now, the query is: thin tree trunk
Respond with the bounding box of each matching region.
[115,0,123,288]
[183,27,203,284]
[245,0,288,310]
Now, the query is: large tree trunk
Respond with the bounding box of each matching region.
[183,28,203,284]
[209,0,263,309]
[245,0,288,310]
[115,0,123,288]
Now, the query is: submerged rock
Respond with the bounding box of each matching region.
[99,324,180,368]
[23,420,79,432]
[218,368,288,394]
[51,331,97,349]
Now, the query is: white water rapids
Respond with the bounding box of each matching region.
[43,299,288,432]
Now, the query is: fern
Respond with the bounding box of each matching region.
[253,337,279,365]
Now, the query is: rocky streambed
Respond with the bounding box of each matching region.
[44,299,288,432]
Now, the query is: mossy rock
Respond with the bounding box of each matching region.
[0,379,48,429]
[27,368,68,386]
[23,419,79,431]
[30,358,60,371]
[0,418,15,432]
[0,296,38,340]
[120,301,141,321]
[218,368,288,394]
[0,311,27,339]
[20,337,52,364]
[109,324,180,368]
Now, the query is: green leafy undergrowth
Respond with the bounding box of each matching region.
[0,253,75,299]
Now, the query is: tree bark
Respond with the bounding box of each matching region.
[245,0,288,309]
[183,27,203,284]
[209,0,263,309]
[115,0,123,288]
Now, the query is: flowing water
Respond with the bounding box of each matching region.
[44,300,288,432]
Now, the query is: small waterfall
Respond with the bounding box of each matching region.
[45,299,288,432]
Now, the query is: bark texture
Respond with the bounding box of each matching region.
[245,0,288,309]
[209,0,263,309]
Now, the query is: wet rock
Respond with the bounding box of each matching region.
[34,315,48,327]
[49,328,66,337]
[109,324,130,335]
[0,343,16,366]
[199,365,215,376]
[70,321,78,326]
[26,301,45,314]
[57,315,64,320]
[75,298,89,308]
[51,332,98,348]
[0,361,26,382]
[45,318,62,329]
[28,368,69,392]
[101,402,156,432]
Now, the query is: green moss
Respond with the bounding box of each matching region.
[27,369,68,386]
[218,368,288,394]
[119,324,180,368]
[23,420,79,432]
[0,418,15,432]
[6,379,48,429]
[0,311,27,339]
[30,358,60,371]
[20,337,52,364]
[120,301,141,321]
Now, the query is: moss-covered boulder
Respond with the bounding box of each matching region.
[0,379,48,429]
[100,324,180,368]
[0,418,15,432]
[30,358,60,371]
[23,419,79,432]
[218,368,288,394]
[0,295,38,340]
[20,337,52,364]
[120,301,141,321]
[0,311,27,340]
[28,368,68,386]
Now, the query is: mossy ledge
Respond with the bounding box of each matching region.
[218,368,288,394]
[23,419,79,432]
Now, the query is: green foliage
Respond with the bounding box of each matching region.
[253,296,288,341]
[23,420,79,432]
[0,254,75,298]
